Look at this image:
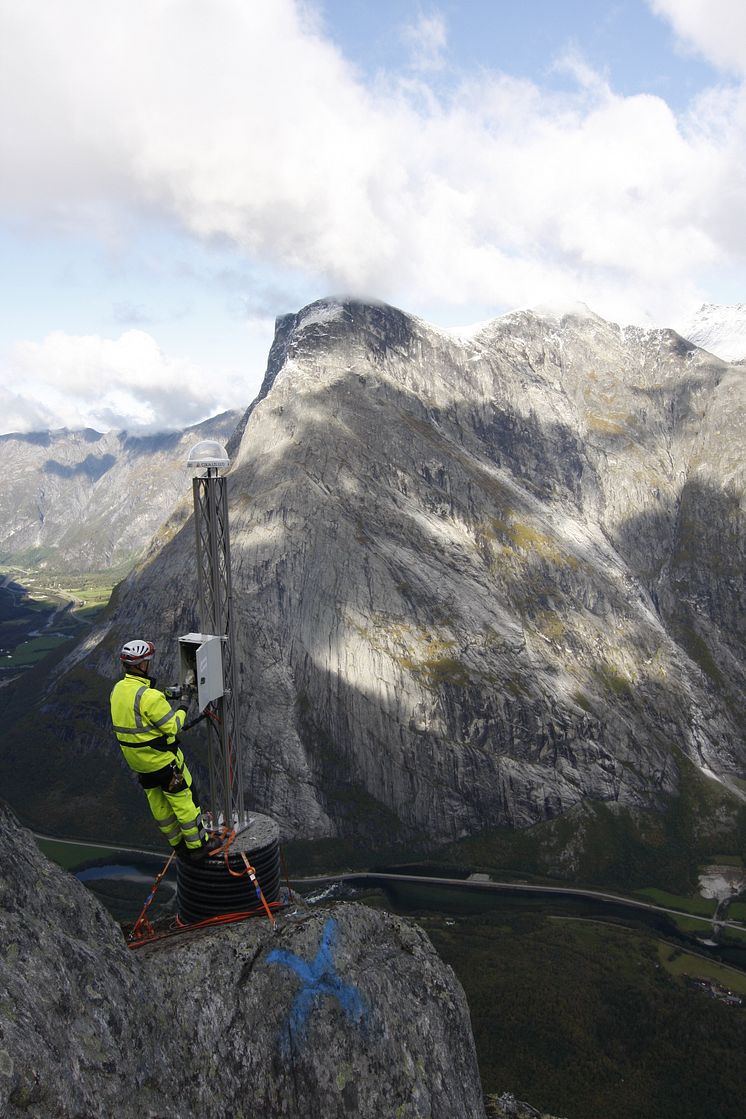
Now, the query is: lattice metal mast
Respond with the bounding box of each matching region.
[188,441,245,828]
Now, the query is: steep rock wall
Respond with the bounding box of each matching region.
[14,299,746,846]
[0,802,484,1118]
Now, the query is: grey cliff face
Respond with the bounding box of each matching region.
[0,411,241,573]
[0,802,485,1118]
[48,298,746,844]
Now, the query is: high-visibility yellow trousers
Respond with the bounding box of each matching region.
[143,762,206,850]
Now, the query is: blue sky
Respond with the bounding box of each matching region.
[321,0,721,106]
[1,0,744,434]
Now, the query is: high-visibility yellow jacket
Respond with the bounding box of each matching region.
[110,672,187,773]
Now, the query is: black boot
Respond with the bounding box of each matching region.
[189,836,223,862]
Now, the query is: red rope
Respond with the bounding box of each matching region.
[209,826,276,924]
[127,826,279,947]
[128,851,175,943]
[127,901,284,949]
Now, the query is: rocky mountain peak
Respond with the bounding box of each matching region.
[5,296,744,863]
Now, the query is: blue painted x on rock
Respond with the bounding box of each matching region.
[267,918,368,1054]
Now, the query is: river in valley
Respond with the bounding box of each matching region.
[38,837,746,972]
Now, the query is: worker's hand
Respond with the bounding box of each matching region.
[178,686,195,713]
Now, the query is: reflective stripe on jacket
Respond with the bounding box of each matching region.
[110,672,186,773]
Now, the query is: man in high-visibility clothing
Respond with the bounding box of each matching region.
[110,638,220,860]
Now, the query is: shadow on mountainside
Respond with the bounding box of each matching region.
[613,476,746,722]
[1,368,743,867]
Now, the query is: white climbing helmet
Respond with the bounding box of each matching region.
[119,639,156,666]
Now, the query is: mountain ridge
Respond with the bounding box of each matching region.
[0,410,242,573]
[2,297,744,868]
[679,301,746,363]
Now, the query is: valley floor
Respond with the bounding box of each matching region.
[0,568,114,680]
[37,837,746,1119]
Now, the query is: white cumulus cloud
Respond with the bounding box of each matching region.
[401,11,448,72]
[649,0,746,76]
[0,0,745,411]
[0,330,248,434]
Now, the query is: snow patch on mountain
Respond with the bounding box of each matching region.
[680,303,746,362]
[297,300,348,331]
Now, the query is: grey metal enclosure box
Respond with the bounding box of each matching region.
[179,632,224,709]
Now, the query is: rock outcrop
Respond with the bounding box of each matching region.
[0,410,241,573]
[485,1093,566,1119]
[0,801,485,1118]
[6,298,746,847]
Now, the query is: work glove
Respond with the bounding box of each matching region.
[178,685,195,713]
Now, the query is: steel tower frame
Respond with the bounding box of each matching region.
[192,468,246,828]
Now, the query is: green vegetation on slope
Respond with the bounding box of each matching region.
[0,642,158,847]
[0,569,118,671]
[422,911,746,1119]
[441,759,743,896]
[657,942,746,995]
[633,887,713,916]
[35,838,129,869]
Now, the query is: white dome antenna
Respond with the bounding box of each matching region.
[187,440,230,470]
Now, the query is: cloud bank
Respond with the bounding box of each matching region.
[1,0,746,431]
[650,0,746,76]
[1,331,246,434]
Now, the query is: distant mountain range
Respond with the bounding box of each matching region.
[680,302,746,363]
[2,304,743,579]
[0,411,242,573]
[6,296,743,884]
